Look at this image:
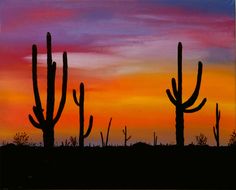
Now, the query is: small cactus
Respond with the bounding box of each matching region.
[73,82,93,147]
[122,126,131,146]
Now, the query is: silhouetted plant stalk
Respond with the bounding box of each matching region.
[213,103,220,147]
[69,136,77,147]
[100,117,112,147]
[123,126,131,146]
[28,32,68,148]
[153,132,157,146]
[73,82,93,147]
[166,42,207,146]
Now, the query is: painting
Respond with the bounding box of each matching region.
[0,0,235,189]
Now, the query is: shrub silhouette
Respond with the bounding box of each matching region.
[61,138,70,146]
[228,130,236,146]
[69,136,77,147]
[28,32,68,148]
[73,82,93,147]
[195,133,207,146]
[213,103,221,147]
[122,126,131,146]
[100,117,112,147]
[13,132,29,145]
[166,42,207,146]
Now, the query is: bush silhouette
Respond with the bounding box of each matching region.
[228,130,236,146]
[195,133,207,146]
[13,132,29,145]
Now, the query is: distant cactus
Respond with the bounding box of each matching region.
[122,126,131,146]
[100,117,112,147]
[166,42,207,146]
[28,32,68,148]
[213,103,221,147]
[153,132,157,146]
[73,82,93,147]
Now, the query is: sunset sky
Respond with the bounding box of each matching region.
[0,0,235,146]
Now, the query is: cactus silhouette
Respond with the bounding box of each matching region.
[153,132,157,146]
[122,126,131,146]
[73,82,93,147]
[213,103,220,147]
[100,117,112,147]
[166,42,207,146]
[28,32,68,148]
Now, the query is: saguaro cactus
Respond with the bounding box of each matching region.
[166,42,207,146]
[28,32,68,148]
[153,132,157,146]
[122,126,131,146]
[100,117,112,147]
[73,82,93,147]
[213,103,221,147]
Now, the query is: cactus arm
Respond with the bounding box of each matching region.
[29,114,42,129]
[32,44,45,121]
[127,136,131,141]
[100,132,104,147]
[171,78,178,99]
[84,115,93,138]
[184,98,207,113]
[72,89,80,106]
[106,117,112,146]
[166,89,177,105]
[183,62,203,108]
[53,53,68,125]
[47,32,52,66]
[33,106,44,123]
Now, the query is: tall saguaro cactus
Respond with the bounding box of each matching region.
[100,117,112,147]
[73,82,93,147]
[166,42,207,146]
[213,103,221,147]
[122,126,131,146]
[28,32,68,148]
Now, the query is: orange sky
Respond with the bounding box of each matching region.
[0,58,235,146]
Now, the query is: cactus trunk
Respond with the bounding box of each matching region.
[43,127,54,148]
[176,108,184,146]
[213,103,220,147]
[166,42,207,146]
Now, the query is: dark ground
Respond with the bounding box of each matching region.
[0,143,236,189]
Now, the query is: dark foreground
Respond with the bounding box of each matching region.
[1,144,236,189]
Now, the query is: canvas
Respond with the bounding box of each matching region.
[0,0,235,189]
